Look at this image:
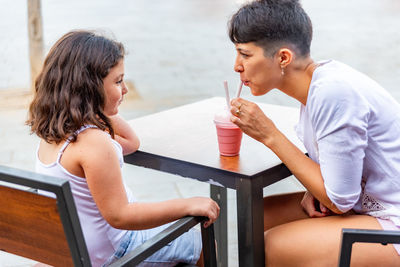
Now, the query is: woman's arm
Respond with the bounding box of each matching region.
[109,114,140,155]
[266,128,342,214]
[230,98,343,214]
[79,130,219,229]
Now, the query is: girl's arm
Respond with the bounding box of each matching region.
[109,114,140,155]
[112,197,220,229]
[79,130,220,229]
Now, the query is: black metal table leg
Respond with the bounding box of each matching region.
[210,184,228,267]
[236,177,264,267]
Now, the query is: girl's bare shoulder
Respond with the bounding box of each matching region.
[78,127,111,141]
[70,128,116,158]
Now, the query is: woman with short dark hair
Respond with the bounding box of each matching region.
[228,0,400,266]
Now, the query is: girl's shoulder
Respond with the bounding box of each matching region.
[75,127,113,148]
[77,126,110,139]
[67,127,120,169]
[67,127,114,156]
[58,127,117,177]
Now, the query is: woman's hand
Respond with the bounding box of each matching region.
[230,98,279,147]
[301,191,331,218]
[186,197,220,228]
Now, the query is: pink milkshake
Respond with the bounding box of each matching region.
[213,108,243,156]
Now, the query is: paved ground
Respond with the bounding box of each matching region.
[0,98,304,267]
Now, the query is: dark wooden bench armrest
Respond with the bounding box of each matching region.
[109,216,217,267]
[338,228,400,267]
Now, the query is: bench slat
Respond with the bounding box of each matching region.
[0,185,73,266]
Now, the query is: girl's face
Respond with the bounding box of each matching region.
[234,42,281,96]
[103,60,127,116]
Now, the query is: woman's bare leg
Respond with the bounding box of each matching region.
[263,192,400,266]
[264,191,308,231]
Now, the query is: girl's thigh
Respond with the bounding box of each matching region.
[264,214,400,267]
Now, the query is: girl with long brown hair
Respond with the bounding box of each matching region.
[27,30,219,267]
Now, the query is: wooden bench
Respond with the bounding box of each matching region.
[0,165,216,267]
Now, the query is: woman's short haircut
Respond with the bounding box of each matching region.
[27,30,125,143]
[228,0,312,57]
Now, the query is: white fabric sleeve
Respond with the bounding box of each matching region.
[309,80,369,212]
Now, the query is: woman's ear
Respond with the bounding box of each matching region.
[277,48,293,68]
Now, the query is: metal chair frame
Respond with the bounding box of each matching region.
[338,228,400,267]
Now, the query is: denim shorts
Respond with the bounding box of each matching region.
[103,222,202,267]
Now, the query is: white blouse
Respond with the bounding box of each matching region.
[296,60,400,226]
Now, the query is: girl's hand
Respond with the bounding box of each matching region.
[187,197,220,228]
[301,191,331,218]
[230,98,279,147]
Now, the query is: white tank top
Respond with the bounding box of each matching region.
[35,125,135,267]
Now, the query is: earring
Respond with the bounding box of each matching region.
[281,67,285,76]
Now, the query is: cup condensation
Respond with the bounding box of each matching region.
[213,109,243,156]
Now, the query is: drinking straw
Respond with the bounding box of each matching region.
[223,80,230,109]
[236,80,243,98]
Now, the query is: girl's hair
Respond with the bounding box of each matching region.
[26,30,125,143]
[228,0,312,57]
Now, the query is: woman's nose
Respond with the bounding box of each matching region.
[234,58,243,73]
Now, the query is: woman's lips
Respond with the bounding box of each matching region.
[243,81,250,86]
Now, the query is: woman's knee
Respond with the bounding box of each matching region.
[264,228,288,267]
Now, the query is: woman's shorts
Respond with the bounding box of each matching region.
[103,222,202,267]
